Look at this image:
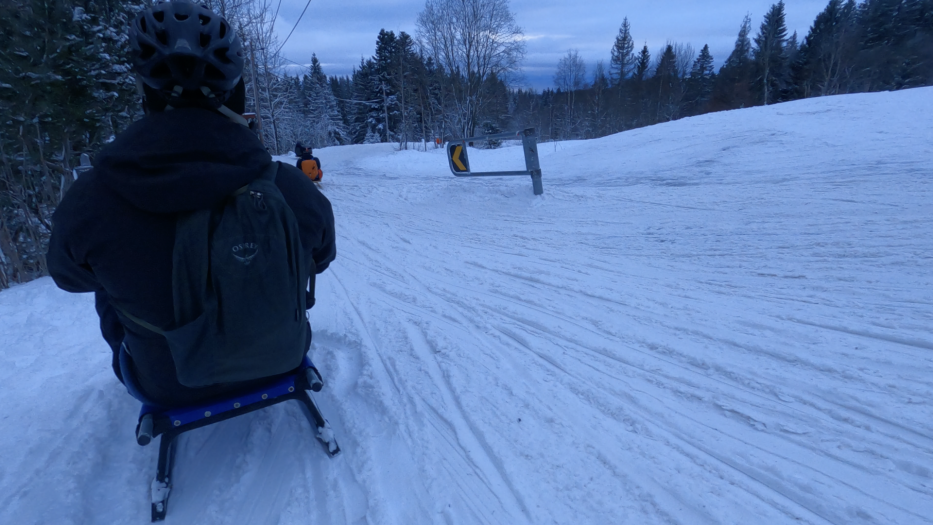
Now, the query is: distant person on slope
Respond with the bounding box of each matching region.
[296,142,323,182]
[46,1,336,408]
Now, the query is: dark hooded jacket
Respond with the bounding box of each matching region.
[47,107,336,407]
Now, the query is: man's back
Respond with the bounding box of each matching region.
[48,108,336,407]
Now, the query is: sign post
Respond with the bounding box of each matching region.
[446,128,544,195]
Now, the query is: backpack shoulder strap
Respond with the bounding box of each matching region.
[110,300,167,336]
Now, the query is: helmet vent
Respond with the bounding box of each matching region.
[174,13,189,21]
[199,14,210,26]
[213,47,232,65]
[139,43,156,60]
[200,33,211,47]
[219,22,227,38]
[156,30,168,46]
[151,62,172,80]
[175,56,198,79]
[153,11,164,23]
[205,63,224,80]
[140,17,147,32]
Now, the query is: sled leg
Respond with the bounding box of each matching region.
[151,431,178,522]
[300,391,341,457]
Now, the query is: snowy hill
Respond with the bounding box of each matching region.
[2,88,932,524]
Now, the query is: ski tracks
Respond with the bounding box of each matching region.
[318,159,933,525]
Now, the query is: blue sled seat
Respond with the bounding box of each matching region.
[121,347,340,522]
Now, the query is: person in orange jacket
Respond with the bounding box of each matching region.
[295,142,323,182]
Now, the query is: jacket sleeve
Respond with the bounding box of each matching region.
[47,183,100,294]
[47,177,126,383]
[275,163,336,274]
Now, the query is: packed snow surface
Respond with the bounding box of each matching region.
[2,88,932,525]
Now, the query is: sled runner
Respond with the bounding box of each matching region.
[129,354,340,522]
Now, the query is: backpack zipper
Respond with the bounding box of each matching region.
[250,190,266,210]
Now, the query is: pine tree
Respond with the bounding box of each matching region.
[372,29,400,142]
[589,60,611,136]
[856,0,903,90]
[714,15,755,109]
[305,55,348,147]
[349,58,381,144]
[633,45,652,81]
[754,2,789,105]
[686,44,716,114]
[391,32,424,147]
[609,18,635,86]
[653,44,680,121]
[628,44,652,125]
[790,0,858,98]
[0,0,143,287]
[891,0,933,87]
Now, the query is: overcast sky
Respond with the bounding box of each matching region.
[273,0,829,89]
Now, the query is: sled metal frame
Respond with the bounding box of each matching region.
[134,358,340,522]
[446,128,544,195]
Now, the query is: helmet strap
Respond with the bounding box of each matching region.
[216,103,249,127]
[137,81,247,127]
[164,85,184,111]
[200,86,248,127]
[136,76,151,116]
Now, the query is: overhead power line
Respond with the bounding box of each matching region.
[274,0,312,56]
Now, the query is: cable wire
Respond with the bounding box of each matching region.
[274,0,312,56]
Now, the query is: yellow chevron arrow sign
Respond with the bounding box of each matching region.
[448,143,470,173]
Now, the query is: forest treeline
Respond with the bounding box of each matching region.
[0,0,931,288]
[326,0,933,144]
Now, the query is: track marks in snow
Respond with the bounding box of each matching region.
[4,91,933,525]
[315,105,933,521]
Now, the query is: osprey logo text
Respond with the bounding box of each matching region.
[232,243,259,265]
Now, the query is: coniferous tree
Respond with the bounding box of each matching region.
[0,0,142,287]
[790,0,858,99]
[330,75,353,129]
[373,29,400,142]
[785,30,800,65]
[609,18,635,86]
[856,0,903,90]
[589,61,611,136]
[305,55,348,147]
[890,0,933,87]
[686,44,716,114]
[754,1,790,105]
[653,44,681,122]
[391,32,425,147]
[630,44,652,125]
[714,15,755,110]
[349,58,381,143]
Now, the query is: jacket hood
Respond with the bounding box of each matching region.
[96,108,271,213]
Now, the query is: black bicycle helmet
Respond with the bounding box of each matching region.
[130,1,244,98]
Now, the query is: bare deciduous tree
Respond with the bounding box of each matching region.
[554,49,587,138]
[416,0,525,137]
[673,42,696,79]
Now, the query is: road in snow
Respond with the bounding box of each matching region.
[1,88,931,524]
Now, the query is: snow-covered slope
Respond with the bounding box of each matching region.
[2,88,932,525]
